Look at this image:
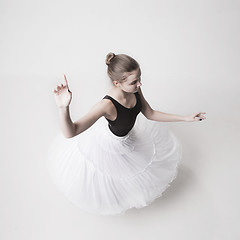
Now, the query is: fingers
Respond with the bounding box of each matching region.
[196,112,206,120]
[53,74,71,94]
[63,74,69,89]
[63,74,71,92]
[196,112,206,116]
[53,84,64,94]
[192,112,207,122]
[194,116,202,121]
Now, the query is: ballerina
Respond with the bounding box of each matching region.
[48,52,206,215]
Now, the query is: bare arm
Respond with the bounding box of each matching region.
[57,106,76,138]
[72,100,110,137]
[138,87,206,122]
[57,101,108,138]
[53,74,110,138]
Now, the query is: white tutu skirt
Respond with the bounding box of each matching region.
[47,114,182,215]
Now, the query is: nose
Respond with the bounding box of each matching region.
[137,81,142,87]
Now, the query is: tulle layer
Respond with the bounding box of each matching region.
[47,114,182,215]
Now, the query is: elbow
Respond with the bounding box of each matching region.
[63,124,77,139]
[63,132,75,138]
[145,114,152,120]
[64,135,75,139]
[143,109,155,120]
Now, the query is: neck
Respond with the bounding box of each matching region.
[112,86,132,99]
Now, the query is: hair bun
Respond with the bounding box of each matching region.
[105,52,116,65]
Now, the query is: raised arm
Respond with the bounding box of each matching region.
[72,100,111,137]
[53,74,110,138]
[137,87,206,122]
[57,101,110,138]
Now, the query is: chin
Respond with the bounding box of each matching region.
[123,89,137,94]
[129,90,138,94]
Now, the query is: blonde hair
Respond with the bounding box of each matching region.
[105,52,141,82]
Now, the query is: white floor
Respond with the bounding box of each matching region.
[0,74,239,240]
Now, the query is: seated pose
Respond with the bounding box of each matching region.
[47,52,206,215]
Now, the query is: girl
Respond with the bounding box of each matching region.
[48,52,206,215]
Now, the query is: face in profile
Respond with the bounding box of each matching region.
[115,69,142,93]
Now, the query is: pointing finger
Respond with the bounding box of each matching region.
[63,74,69,88]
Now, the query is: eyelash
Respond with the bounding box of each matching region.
[131,78,141,85]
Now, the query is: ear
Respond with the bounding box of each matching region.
[113,80,119,87]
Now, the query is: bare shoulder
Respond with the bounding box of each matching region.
[101,98,114,109]
[137,87,144,97]
[100,97,117,120]
[89,98,114,117]
[101,97,115,110]
[137,87,153,118]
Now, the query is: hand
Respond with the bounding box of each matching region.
[53,74,72,108]
[184,112,206,122]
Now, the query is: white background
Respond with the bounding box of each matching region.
[0,0,239,239]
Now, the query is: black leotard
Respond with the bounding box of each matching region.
[103,92,142,137]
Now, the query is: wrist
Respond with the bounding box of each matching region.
[58,106,70,112]
[182,115,188,122]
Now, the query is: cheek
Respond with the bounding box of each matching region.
[123,84,133,90]
[120,83,136,92]
[123,85,135,93]
[130,85,137,90]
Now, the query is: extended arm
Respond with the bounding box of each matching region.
[138,88,206,122]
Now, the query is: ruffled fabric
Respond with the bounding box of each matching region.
[47,114,182,215]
